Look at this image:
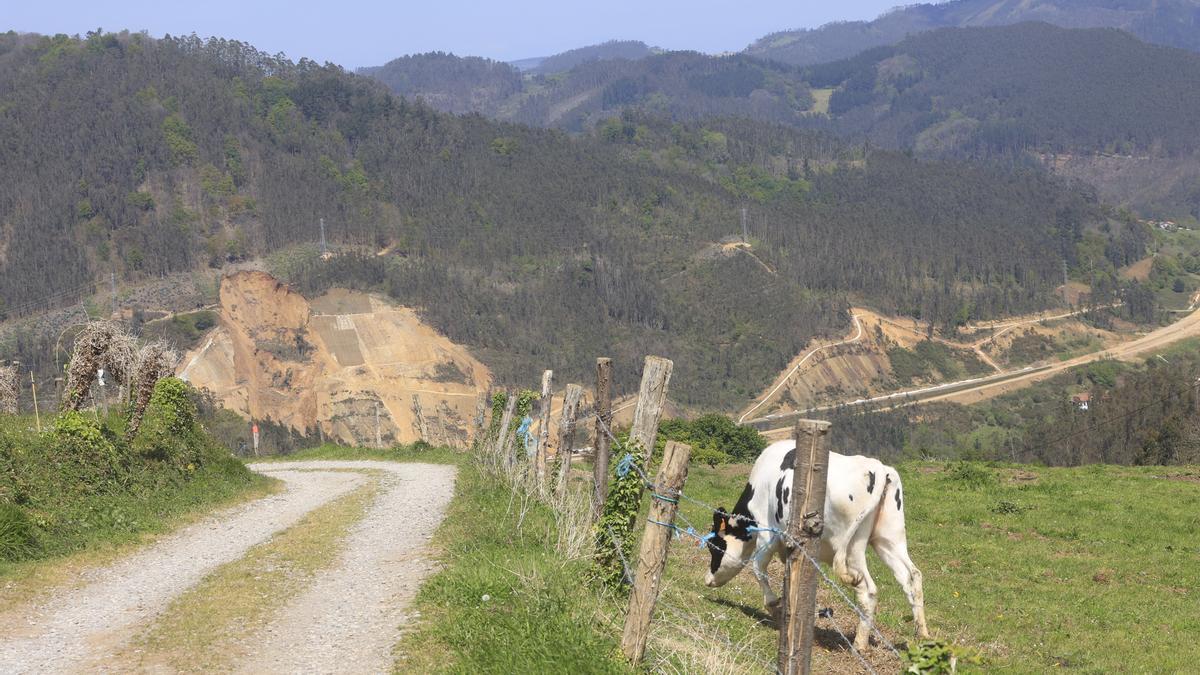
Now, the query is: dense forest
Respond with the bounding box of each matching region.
[806,23,1200,158]
[825,339,1200,466]
[747,0,1200,66]
[362,50,817,131]
[0,30,1143,406]
[357,52,523,116]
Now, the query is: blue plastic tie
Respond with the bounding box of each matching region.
[648,519,680,539]
[616,453,635,478]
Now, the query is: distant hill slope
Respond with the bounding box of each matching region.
[813,23,1200,155]
[363,50,815,130]
[802,23,1200,218]
[748,0,1200,65]
[357,52,522,115]
[0,31,1131,407]
[527,39,654,74]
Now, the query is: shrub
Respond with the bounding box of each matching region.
[659,414,766,462]
[131,377,204,469]
[52,410,125,484]
[945,461,996,489]
[691,445,733,467]
[903,639,984,673]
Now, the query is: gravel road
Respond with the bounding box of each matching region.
[237,461,456,674]
[0,460,457,674]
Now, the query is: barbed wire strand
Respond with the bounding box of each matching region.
[607,524,782,674]
[592,407,898,666]
[590,408,902,658]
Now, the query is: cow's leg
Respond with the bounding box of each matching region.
[871,475,930,640]
[755,534,782,611]
[847,548,878,652]
[872,537,930,639]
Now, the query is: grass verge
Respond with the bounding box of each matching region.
[118,478,379,672]
[393,463,629,674]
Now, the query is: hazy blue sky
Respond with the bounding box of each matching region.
[8,1,903,68]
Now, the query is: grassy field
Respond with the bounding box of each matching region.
[657,460,1200,673]
[393,450,1199,673]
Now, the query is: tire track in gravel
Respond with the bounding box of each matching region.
[236,461,456,675]
[0,469,367,674]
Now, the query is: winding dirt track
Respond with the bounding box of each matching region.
[0,461,455,675]
[754,306,1200,435]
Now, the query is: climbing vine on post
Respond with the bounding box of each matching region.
[591,436,645,590]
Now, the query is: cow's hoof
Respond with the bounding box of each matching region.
[765,600,782,620]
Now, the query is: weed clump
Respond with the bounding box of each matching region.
[945,461,997,489]
[0,503,37,561]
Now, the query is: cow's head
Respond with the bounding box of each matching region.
[704,507,753,587]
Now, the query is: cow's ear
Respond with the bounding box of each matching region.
[714,507,728,533]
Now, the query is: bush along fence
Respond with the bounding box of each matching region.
[473,355,917,673]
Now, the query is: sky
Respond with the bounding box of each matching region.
[8,1,903,69]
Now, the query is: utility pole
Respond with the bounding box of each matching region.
[319,217,328,256]
[741,206,748,243]
[110,271,117,317]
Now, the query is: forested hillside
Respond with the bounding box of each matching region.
[0,30,1131,406]
[363,50,816,131]
[524,39,654,74]
[807,23,1200,158]
[748,0,1200,66]
[357,52,522,115]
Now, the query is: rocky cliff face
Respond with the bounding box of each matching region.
[179,271,492,447]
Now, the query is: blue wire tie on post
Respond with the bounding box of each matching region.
[516,415,534,456]
[648,519,681,540]
[616,452,635,478]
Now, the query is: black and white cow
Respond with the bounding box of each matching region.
[704,439,929,650]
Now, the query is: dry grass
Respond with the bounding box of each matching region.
[115,479,378,672]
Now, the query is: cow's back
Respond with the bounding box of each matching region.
[746,441,890,547]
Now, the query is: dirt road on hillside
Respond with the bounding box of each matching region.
[0,461,455,674]
[754,307,1200,433]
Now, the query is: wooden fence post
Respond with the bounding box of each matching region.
[555,383,584,493]
[591,357,614,521]
[778,419,832,675]
[623,356,673,533]
[492,393,516,464]
[535,370,553,484]
[621,440,692,664]
[628,356,672,464]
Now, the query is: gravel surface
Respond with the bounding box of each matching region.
[236,461,457,675]
[0,469,367,674]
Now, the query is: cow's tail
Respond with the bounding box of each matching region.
[832,468,892,587]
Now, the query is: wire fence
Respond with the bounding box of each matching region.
[590,407,899,673]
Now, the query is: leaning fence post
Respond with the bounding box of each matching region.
[591,357,614,521]
[492,393,516,466]
[624,356,672,531]
[621,439,692,664]
[535,370,553,484]
[555,383,584,493]
[778,419,831,675]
